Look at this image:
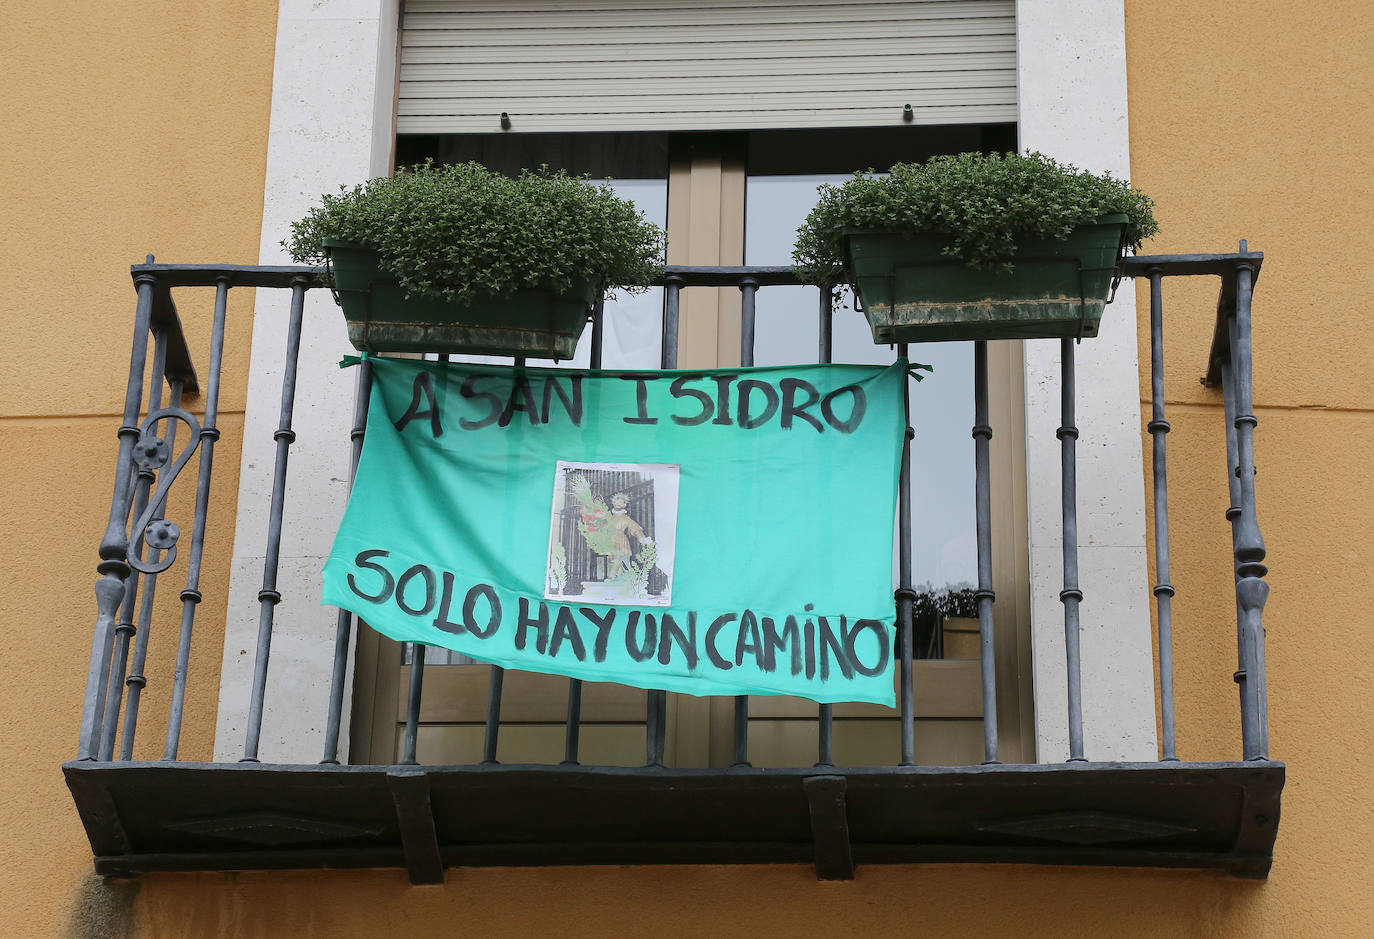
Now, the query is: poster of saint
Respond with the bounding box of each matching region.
[546,461,679,607]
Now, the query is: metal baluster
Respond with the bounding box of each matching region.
[321,356,374,764]
[162,277,229,760]
[241,277,309,762]
[972,341,999,764]
[739,275,758,365]
[80,262,157,760]
[731,277,759,768]
[589,297,604,370]
[482,666,504,764]
[1228,250,1269,760]
[643,689,662,767]
[113,375,183,760]
[1219,333,1249,754]
[1059,338,1086,762]
[403,364,432,761]
[1147,270,1178,761]
[661,274,681,374]
[818,281,833,365]
[99,329,169,760]
[565,301,603,765]
[477,356,521,765]
[564,677,583,765]
[641,281,680,768]
[817,283,834,766]
[896,345,916,766]
[401,646,425,765]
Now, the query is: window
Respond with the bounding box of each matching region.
[350,127,1034,766]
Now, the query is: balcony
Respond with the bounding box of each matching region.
[65,251,1283,882]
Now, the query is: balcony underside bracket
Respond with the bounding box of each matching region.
[803,774,854,880]
[386,768,444,885]
[66,765,133,858]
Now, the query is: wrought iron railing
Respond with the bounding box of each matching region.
[66,248,1281,881]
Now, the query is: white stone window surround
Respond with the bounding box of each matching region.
[214,0,1156,764]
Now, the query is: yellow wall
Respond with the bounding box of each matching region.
[3,0,1372,936]
[0,1,277,935]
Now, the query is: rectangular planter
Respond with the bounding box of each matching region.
[325,239,595,358]
[845,215,1127,343]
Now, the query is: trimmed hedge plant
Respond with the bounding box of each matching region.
[792,151,1158,286]
[286,160,665,305]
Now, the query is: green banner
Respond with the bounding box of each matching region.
[322,356,906,705]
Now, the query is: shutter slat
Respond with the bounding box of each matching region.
[400,86,1014,115]
[401,70,1017,99]
[405,3,1012,29]
[404,19,1015,46]
[405,0,1012,14]
[403,35,1014,64]
[398,0,1016,133]
[401,52,1016,78]
[399,104,1017,133]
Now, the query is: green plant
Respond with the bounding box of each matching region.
[614,540,658,595]
[792,151,1158,286]
[568,474,618,557]
[286,161,665,305]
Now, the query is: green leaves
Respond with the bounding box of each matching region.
[792,151,1159,285]
[285,161,666,306]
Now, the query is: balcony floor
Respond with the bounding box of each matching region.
[65,759,1284,882]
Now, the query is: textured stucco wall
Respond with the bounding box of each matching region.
[0,2,277,935]
[2,0,1373,936]
[1120,0,1374,930]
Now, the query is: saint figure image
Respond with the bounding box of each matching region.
[606,491,650,579]
[549,462,676,607]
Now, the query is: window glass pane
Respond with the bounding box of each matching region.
[575,178,666,371]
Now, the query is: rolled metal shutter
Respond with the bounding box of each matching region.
[398,0,1016,133]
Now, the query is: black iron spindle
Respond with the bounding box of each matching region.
[817,283,834,766]
[563,678,583,766]
[99,329,169,760]
[320,356,374,763]
[1218,330,1254,744]
[113,375,183,760]
[641,283,680,768]
[817,281,833,365]
[1059,338,1086,762]
[730,276,760,768]
[162,277,229,760]
[739,275,758,366]
[241,277,308,762]
[564,301,604,765]
[80,262,157,760]
[661,274,681,372]
[476,357,521,765]
[1147,270,1178,761]
[401,334,430,766]
[482,666,504,764]
[896,346,916,766]
[1228,250,1270,760]
[401,647,425,765]
[972,341,999,764]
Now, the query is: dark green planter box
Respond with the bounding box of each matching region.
[324,239,596,358]
[845,215,1128,343]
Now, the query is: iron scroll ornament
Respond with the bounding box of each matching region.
[127,406,203,575]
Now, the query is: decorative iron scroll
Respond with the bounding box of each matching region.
[127,406,202,575]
